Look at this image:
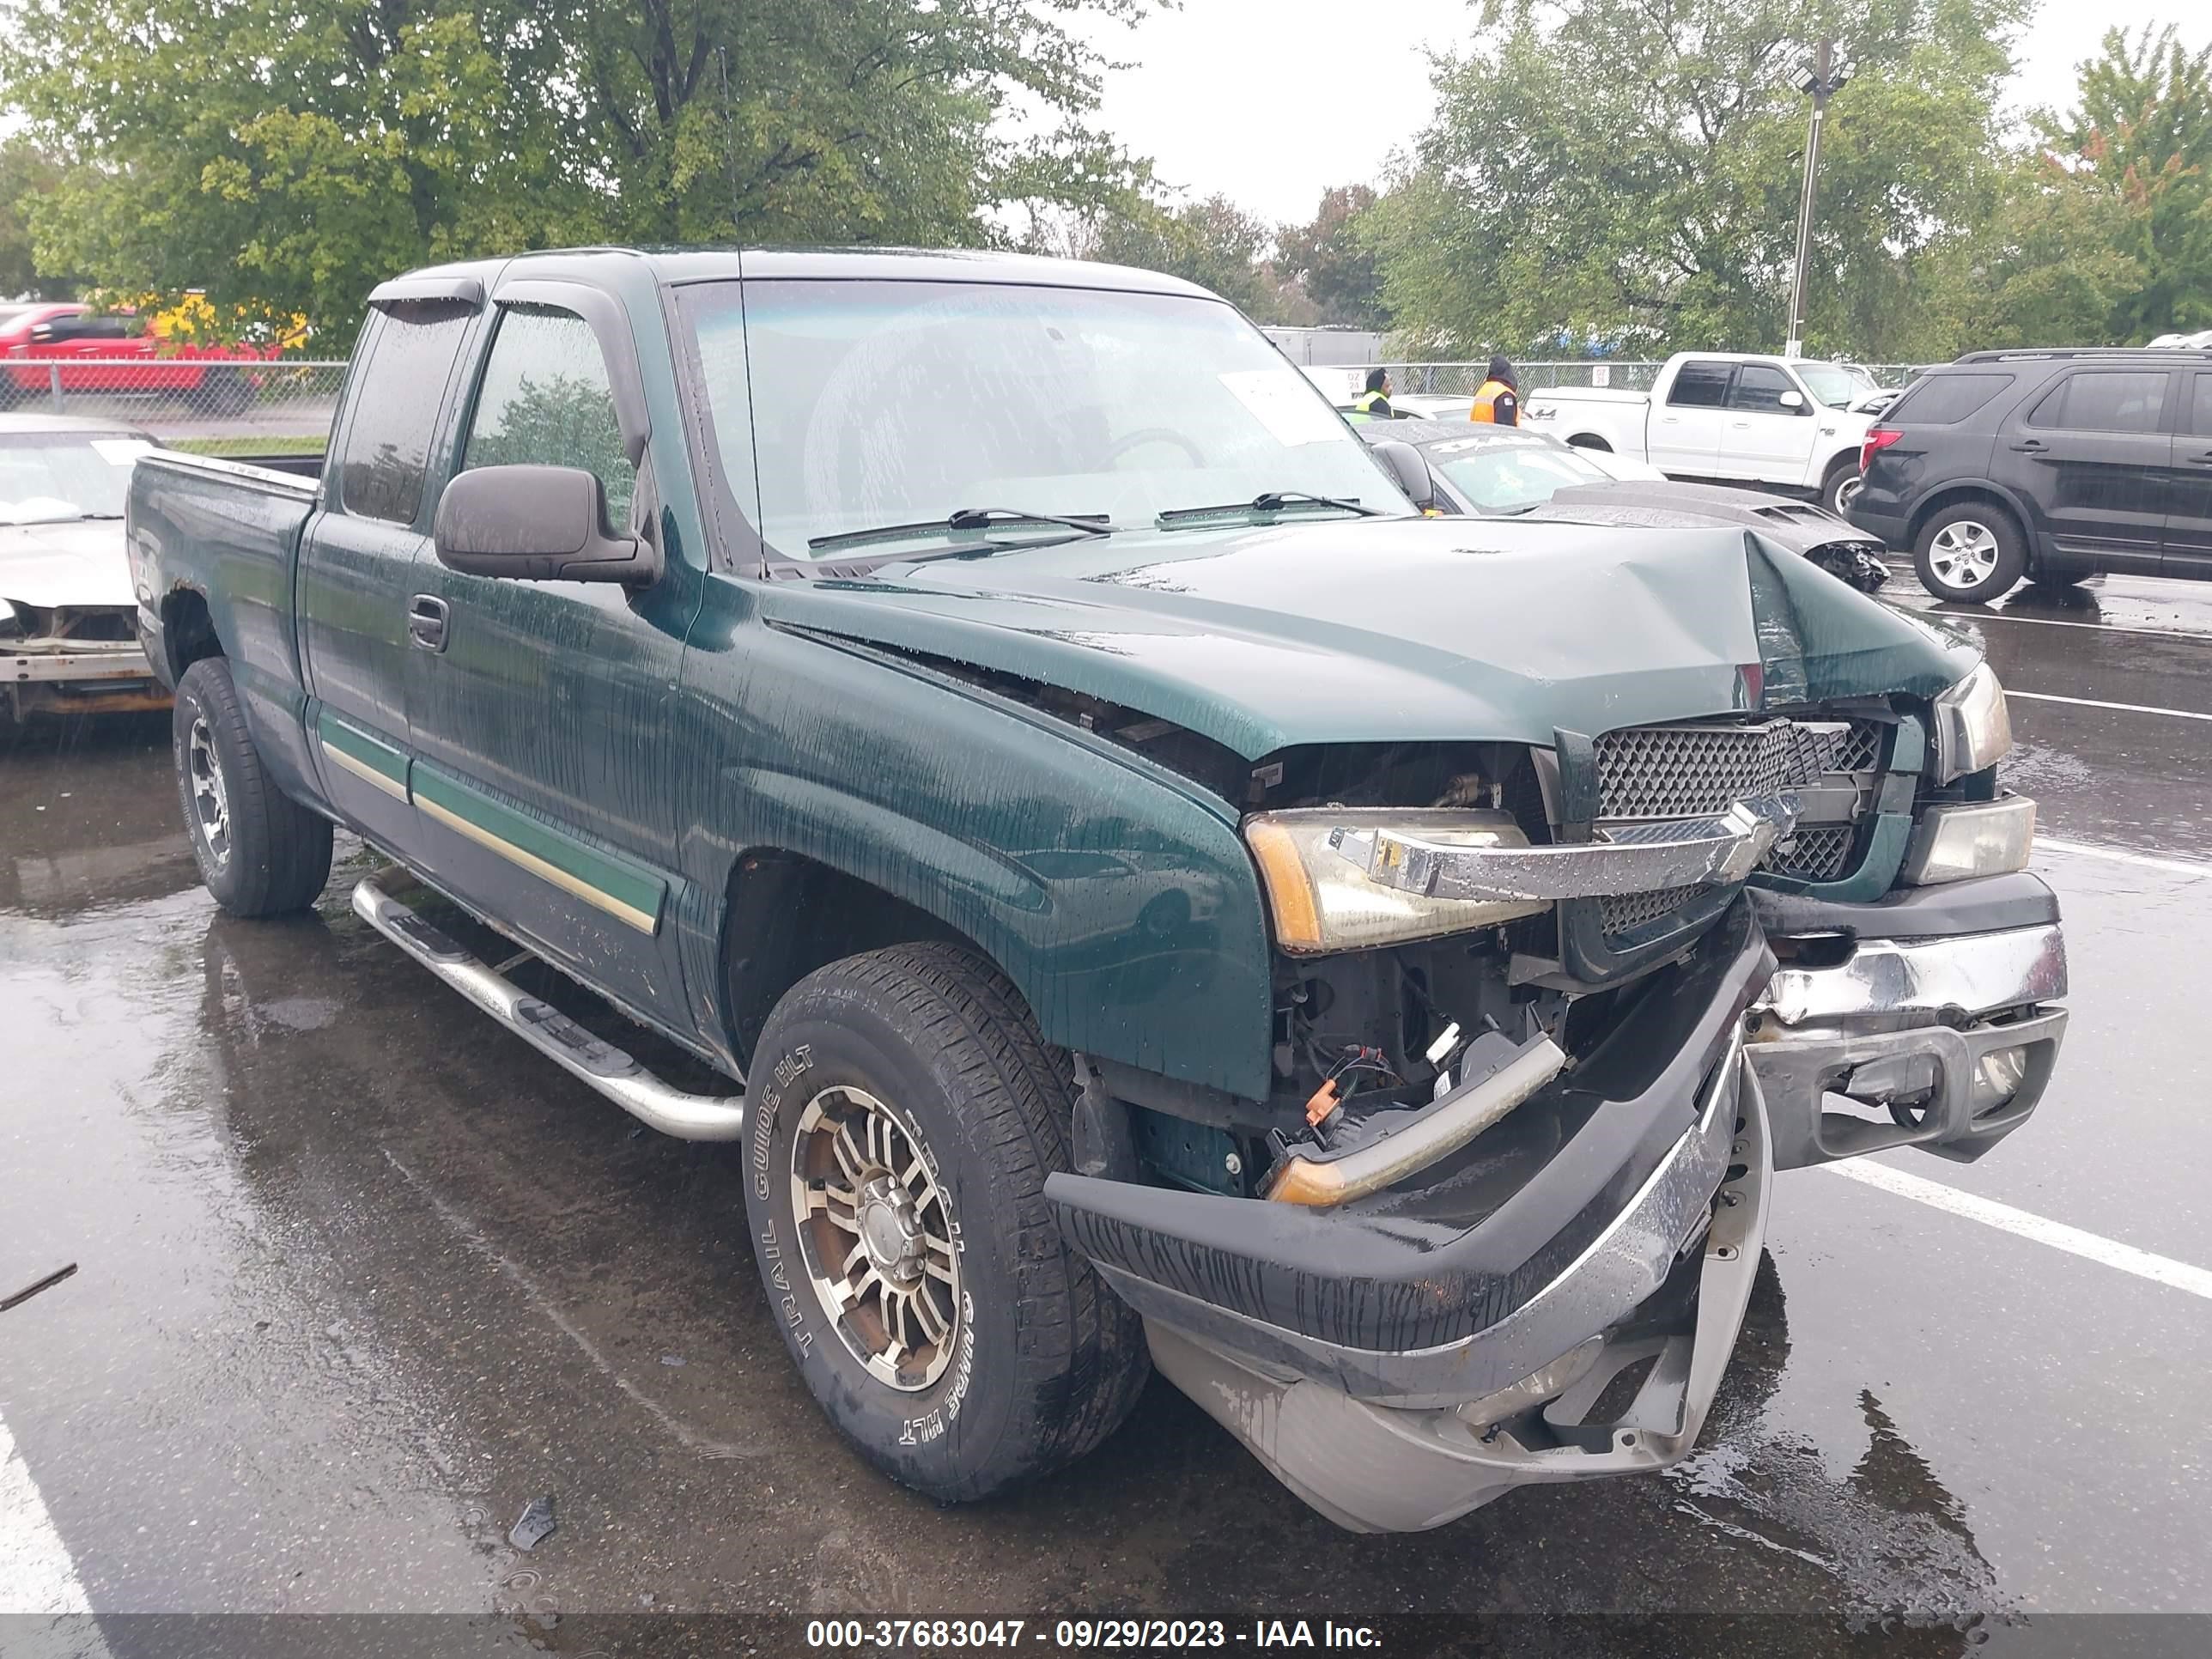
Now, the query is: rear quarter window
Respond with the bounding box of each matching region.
[1886,372,2014,425]
[336,303,474,526]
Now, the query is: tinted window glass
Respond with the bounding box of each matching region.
[2030,370,2169,434]
[337,306,471,525]
[1887,372,2013,425]
[1667,361,1733,408]
[2191,373,2212,437]
[1727,364,1796,413]
[462,307,635,526]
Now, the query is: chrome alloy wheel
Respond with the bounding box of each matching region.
[1927,520,2001,589]
[187,715,232,868]
[788,1085,963,1391]
[1831,473,1864,514]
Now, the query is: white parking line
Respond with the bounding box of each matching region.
[1819,1159,2212,1303]
[1893,604,2212,643]
[2007,689,2212,722]
[2037,837,2212,881]
[0,1412,95,1619]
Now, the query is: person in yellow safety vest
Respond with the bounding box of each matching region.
[1468,356,1520,425]
[1348,367,1394,422]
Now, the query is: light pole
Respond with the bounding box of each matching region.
[1784,39,1848,359]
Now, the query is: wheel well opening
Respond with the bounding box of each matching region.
[720,850,987,1072]
[1565,434,1613,452]
[1908,487,2017,547]
[161,589,221,679]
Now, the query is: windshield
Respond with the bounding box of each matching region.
[683,279,1407,561]
[1796,363,1881,408]
[0,433,152,524]
[1426,439,1609,512]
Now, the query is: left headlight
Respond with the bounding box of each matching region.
[1243,810,1547,954]
[1931,661,2011,782]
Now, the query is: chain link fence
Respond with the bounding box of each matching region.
[1390,361,1935,397]
[1,359,345,459]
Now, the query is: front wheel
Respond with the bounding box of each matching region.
[173,657,333,916]
[1913,502,2027,603]
[742,943,1149,1503]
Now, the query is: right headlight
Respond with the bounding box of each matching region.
[1243,809,1547,954]
[1930,661,2012,782]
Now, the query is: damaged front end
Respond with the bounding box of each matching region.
[1,597,168,721]
[1045,679,2067,1532]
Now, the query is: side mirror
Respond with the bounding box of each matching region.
[1778,389,1807,411]
[432,465,661,585]
[1368,439,1438,512]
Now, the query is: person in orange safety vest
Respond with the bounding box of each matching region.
[1468,356,1519,425]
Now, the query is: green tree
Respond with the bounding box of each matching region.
[1275,185,1385,328]
[1090,193,1282,316]
[0,136,76,299]
[0,0,1153,342]
[1367,0,2027,361]
[2033,24,2212,339]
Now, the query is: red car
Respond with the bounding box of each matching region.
[0,301,279,413]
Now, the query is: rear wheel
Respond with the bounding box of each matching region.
[1913,501,2026,603]
[173,657,333,917]
[742,943,1148,1502]
[1820,457,1863,516]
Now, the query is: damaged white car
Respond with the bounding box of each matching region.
[1,413,170,724]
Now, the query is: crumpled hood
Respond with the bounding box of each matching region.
[0,519,133,609]
[763,517,1979,760]
[1524,482,1881,555]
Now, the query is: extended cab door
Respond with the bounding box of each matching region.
[1648,359,1732,476]
[2165,371,2212,576]
[401,282,697,1030]
[1719,362,1820,483]
[297,290,480,848]
[1991,367,2172,574]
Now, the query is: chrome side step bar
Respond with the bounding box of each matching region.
[350,869,747,1142]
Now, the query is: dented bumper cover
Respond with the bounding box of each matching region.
[1048,876,2068,1532]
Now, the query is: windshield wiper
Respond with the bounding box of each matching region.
[1155,490,1380,528]
[808,507,1111,555]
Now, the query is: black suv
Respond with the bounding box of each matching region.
[1847,347,2212,602]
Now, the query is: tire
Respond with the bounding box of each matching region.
[743,942,1149,1503]
[191,368,254,417]
[172,657,333,917]
[1912,501,2027,603]
[1820,457,1863,517]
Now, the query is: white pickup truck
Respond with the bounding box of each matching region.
[1525,353,1890,514]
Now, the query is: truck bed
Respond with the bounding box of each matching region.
[130,449,321,792]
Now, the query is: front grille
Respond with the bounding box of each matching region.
[1594,720,1844,821]
[1766,823,1856,881]
[1591,714,1891,937]
[1832,718,1885,775]
[1599,883,1714,935]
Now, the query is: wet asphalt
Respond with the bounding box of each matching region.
[3,565,2211,1653]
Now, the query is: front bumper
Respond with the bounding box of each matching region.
[1142,1041,1771,1533]
[1747,878,2068,1168]
[4,635,168,717]
[1051,876,2069,1532]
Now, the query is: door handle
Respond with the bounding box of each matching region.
[407,593,450,652]
[2188,448,2212,465]
[2008,438,2047,453]
[1729,419,1751,428]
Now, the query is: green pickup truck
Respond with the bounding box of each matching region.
[125,249,2069,1533]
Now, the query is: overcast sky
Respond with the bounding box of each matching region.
[1075,0,2211,226]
